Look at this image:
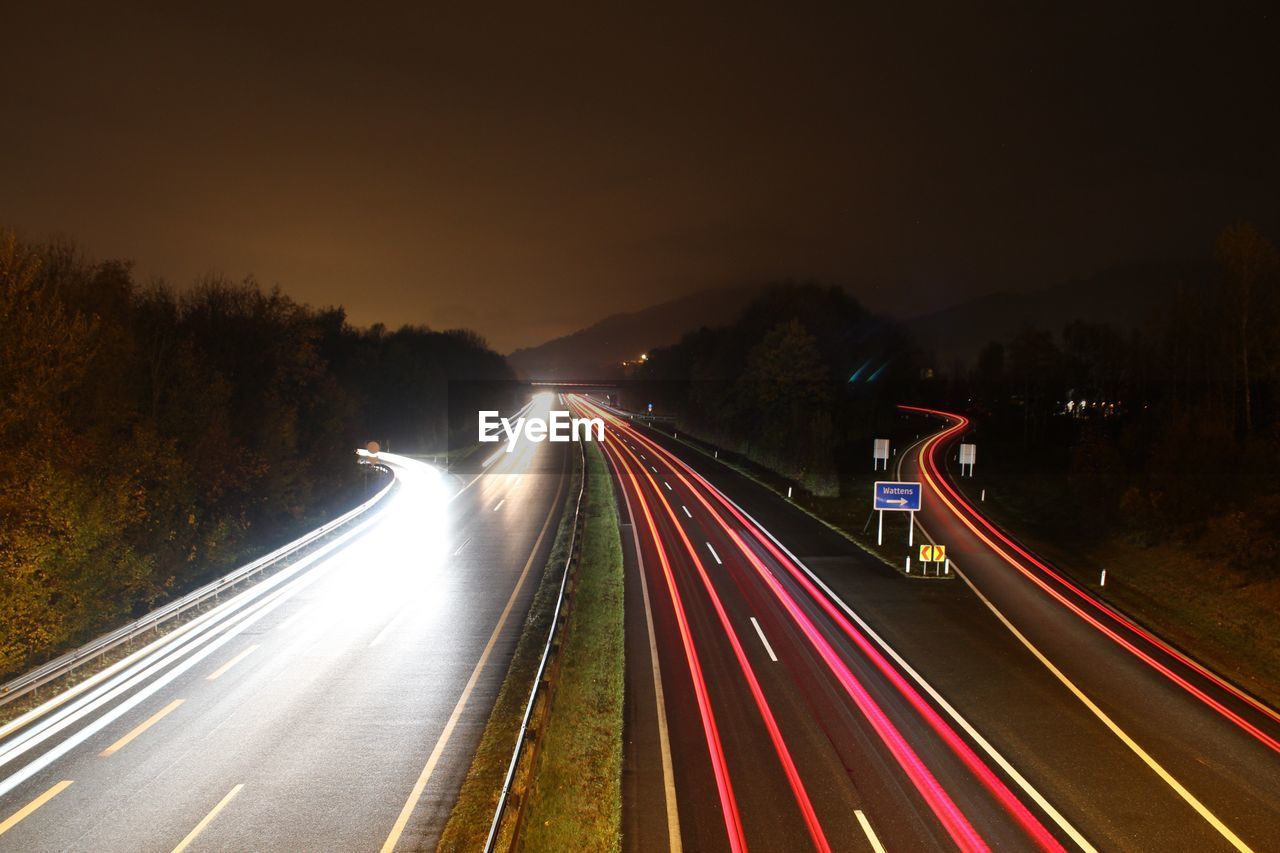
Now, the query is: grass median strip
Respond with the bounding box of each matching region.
[439,443,624,851]
[517,444,624,851]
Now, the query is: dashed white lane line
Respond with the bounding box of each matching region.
[492,499,505,511]
[682,505,692,518]
[750,617,778,662]
[706,542,722,565]
[855,810,886,853]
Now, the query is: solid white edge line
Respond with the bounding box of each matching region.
[380,449,567,853]
[606,447,684,853]
[0,455,485,795]
[749,617,778,662]
[905,431,1252,853]
[684,439,1097,853]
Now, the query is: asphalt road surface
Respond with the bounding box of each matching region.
[0,395,569,852]
[586,395,1280,853]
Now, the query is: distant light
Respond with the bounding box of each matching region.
[639,353,648,362]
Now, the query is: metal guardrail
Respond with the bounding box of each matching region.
[484,441,588,852]
[0,470,397,709]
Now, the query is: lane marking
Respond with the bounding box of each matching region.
[606,432,826,850]
[453,536,472,556]
[100,699,185,757]
[602,439,747,850]
[172,783,244,853]
[750,617,778,662]
[651,465,658,473]
[854,810,886,853]
[0,452,498,788]
[206,645,259,681]
[0,496,395,770]
[605,449,683,853]
[706,542,722,565]
[664,480,673,491]
[493,498,505,511]
[590,402,1072,852]
[608,404,1090,850]
[681,505,692,518]
[954,558,1253,853]
[907,418,1252,851]
[380,452,567,853]
[0,779,72,837]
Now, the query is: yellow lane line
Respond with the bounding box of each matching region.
[380,451,567,853]
[100,699,185,757]
[0,780,73,837]
[171,783,244,853]
[917,436,1253,852]
[952,556,1253,852]
[206,644,260,681]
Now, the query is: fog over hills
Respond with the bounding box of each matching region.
[903,261,1211,368]
[508,261,1210,378]
[506,285,766,379]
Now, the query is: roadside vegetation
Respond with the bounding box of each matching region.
[438,443,624,851]
[0,228,512,680]
[517,444,624,851]
[635,222,1280,701]
[938,222,1280,702]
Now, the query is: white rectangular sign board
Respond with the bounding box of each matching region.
[959,443,976,465]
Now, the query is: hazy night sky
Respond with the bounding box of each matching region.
[2,3,1276,352]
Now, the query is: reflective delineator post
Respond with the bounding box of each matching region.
[905,556,911,573]
[1100,569,1107,587]
[787,486,792,499]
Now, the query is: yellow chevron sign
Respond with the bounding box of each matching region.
[919,544,947,563]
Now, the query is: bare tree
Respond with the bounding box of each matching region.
[1216,222,1278,434]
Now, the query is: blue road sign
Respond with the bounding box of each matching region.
[873,481,922,512]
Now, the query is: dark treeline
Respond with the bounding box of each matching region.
[944,222,1280,568]
[0,229,512,677]
[634,283,921,495]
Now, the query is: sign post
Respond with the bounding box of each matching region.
[873,438,890,471]
[959,443,976,477]
[918,543,947,575]
[873,481,922,546]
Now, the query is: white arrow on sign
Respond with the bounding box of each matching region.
[883,498,909,506]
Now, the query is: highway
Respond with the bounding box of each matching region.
[583,396,1280,852]
[0,394,568,852]
[575,396,1069,852]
